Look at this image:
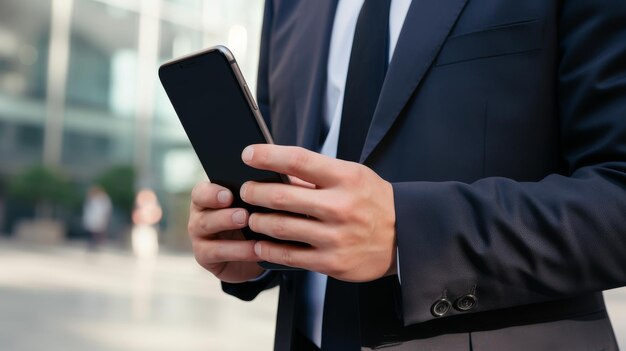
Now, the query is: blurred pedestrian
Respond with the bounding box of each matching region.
[131,189,162,258]
[82,186,112,250]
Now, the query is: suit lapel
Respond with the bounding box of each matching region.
[291,0,338,150]
[360,0,469,163]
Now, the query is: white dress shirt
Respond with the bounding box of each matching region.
[304,0,413,347]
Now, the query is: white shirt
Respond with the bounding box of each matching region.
[82,192,112,233]
[306,0,413,347]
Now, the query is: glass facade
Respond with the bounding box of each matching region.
[0,0,51,172]
[61,0,139,178]
[0,0,264,244]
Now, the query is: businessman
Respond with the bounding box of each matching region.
[187,0,626,350]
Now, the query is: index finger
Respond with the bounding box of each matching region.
[190,181,233,211]
[242,145,343,187]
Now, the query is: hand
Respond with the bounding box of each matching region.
[240,144,397,282]
[188,181,264,283]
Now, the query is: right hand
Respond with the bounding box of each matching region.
[188,181,264,283]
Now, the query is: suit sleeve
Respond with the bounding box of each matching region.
[221,0,277,302]
[394,0,626,326]
[222,271,280,301]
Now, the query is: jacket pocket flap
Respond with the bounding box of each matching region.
[436,19,544,66]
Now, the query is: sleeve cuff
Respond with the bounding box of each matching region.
[248,269,271,282]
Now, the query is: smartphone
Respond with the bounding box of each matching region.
[159,45,299,270]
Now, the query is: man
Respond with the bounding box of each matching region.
[83,185,112,250]
[187,0,626,350]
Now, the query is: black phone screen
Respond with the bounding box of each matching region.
[158,48,288,247]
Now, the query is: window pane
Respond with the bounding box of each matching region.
[0,0,51,171]
[65,0,139,117]
[62,0,138,176]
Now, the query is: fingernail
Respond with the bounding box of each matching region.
[254,242,261,256]
[242,146,254,163]
[217,190,231,204]
[240,183,247,200]
[232,210,246,225]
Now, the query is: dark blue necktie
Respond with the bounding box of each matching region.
[321,0,391,350]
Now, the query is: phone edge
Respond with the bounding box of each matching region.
[216,46,292,185]
[158,45,291,185]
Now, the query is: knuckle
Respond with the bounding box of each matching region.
[197,215,213,234]
[335,198,350,213]
[325,228,343,246]
[324,256,346,277]
[314,200,334,219]
[191,181,211,203]
[193,249,203,265]
[345,207,364,225]
[196,210,228,235]
[188,212,207,236]
[348,165,365,186]
[190,182,205,199]
[269,189,289,208]
[287,148,309,174]
[280,248,295,267]
[332,198,356,219]
[318,256,334,273]
[193,244,211,265]
[210,245,226,262]
[187,220,196,236]
[271,217,288,238]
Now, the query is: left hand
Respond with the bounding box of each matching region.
[240,144,397,282]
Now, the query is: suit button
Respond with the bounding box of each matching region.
[431,298,452,317]
[455,294,477,311]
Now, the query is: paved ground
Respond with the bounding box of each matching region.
[0,240,277,351]
[606,288,626,348]
[0,239,624,350]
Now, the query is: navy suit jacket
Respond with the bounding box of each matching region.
[223,0,626,350]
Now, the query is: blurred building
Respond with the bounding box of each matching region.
[0,0,263,243]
